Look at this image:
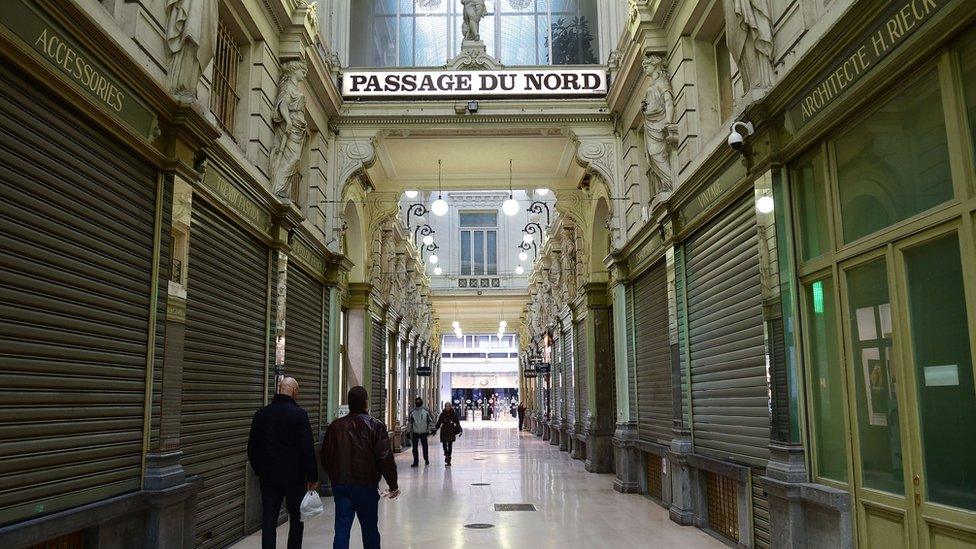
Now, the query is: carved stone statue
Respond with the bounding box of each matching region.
[368,232,382,288]
[379,230,395,294]
[724,0,774,90]
[642,54,678,194]
[270,59,309,199]
[461,0,488,42]
[165,0,218,96]
[561,227,578,300]
[391,254,406,312]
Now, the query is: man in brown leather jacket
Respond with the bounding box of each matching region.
[320,386,399,549]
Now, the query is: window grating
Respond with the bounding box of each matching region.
[211,21,242,133]
[28,531,86,549]
[706,471,739,543]
[646,453,663,500]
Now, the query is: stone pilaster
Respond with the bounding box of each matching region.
[612,421,641,493]
[667,435,695,525]
[582,283,614,473]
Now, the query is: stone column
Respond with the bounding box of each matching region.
[609,277,641,493]
[666,243,695,524]
[344,283,373,390]
[582,283,614,473]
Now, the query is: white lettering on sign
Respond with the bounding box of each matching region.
[341,69,608,98]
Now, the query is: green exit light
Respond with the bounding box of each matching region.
[812,281,825,314]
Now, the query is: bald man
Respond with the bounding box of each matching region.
[248,377,318,549]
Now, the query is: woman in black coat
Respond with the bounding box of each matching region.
[432,403,463,466]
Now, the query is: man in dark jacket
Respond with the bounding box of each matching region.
[432,402,462,466]
[247,377,318,549]
[321,386,399,549]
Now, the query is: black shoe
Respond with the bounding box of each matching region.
[411,463,418,467]
[425,460,430,466]
[446,459,452,466]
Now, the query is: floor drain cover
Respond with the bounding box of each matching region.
[464,523,495,529]
[471,483,491,486]
[495,503,536,511]
[473,457,488,460]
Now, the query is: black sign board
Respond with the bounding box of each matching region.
[530,357,551,375]
[417,365,432,377]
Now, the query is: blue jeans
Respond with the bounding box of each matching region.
[332,483,380,549]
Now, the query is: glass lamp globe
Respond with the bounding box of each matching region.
[529,212,542,224]
[431,198,449,216]
[502,197,520,216]
[405,190,419,199]
[515,265,524,275]
[433,266,443,275]
[536,188,550,196]
[523,233,534,244]
[518,251,528,262]
[422,235,434,246]
[428,254,439,264]
[756,195,775,214]
[499,320,507,328]
[452,321,460,329]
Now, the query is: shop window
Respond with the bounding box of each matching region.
[804,277,847,482]
[714,33,733,122]
[956,26,976,166]
[904,233,976,511]
[834,68,952,244]
[211,20,242,133]
[845,260,903,494]
[792,147,831,261]
[460,211,498,275]
[348,0,599,67]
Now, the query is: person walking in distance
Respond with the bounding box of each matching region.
[432,402,463,466]
[517,402,527,431]
[321,386,399,549]
[247,377,318,549]
[408,397,434,467]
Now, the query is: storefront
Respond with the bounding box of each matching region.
[786,21,976,548]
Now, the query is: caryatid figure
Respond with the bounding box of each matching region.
[461,0,488,42]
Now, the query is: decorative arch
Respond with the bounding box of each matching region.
[341,184,367,283]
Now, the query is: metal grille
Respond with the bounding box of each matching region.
[210,21,242,133]
[494,503,537,511]
[285,264,325,443]
[705,471,739,543]
[575,318,588,421]
[646,454,663,500]
[633,260,672,444]
[370,318,386,421]
[27,531,85,549]
[752,469,771,549]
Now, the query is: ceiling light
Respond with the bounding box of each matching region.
[523,233,534,244]
[499,320,507,328]
[405,190,418,199]
[535,188,550,196]
[431,198,448,216]
[429,254,439,264]
[757,195,775,214]
[502,197,519,216]
[422,235,434,246]
[433,266,443,275]
[452,321,460,329]
[515,265,524,275]
[518,251,528,262]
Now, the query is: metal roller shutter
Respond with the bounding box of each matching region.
[285,265,325,442]
[575,319,588,422]
[563,329,575,424]
[633,261,672,444]
[0,59,158,525]
[684,195,769,465]
[182,198,268,548]
[370,319,385,422]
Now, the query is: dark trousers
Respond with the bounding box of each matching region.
[332,483,380,549]
[411,433,429,464]
[518,414,524,430]
[442,441,453,459]
[260,481,305,549]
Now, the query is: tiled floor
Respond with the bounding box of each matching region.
[232,421,722,548]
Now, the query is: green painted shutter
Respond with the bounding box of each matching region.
[575,318,588,422]
[370,319,386,422]
[633,260,673,444]
[285,264,325,442]
[0,59,158,524]
[684,195,769,465]
[182,198,268,548]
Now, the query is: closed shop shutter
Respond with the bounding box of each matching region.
[0,59,159,524]
[285,265,325,442]
[182,198,268,548]
[551,338,561,422]
[575,319,588,422]
[563,329,575,424]
[684,195,769,465]
[752,469,771,548]
[633,261,672,444]
[370,318,385,422]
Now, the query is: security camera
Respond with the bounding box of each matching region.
[728,121,755,151]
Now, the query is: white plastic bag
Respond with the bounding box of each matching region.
[300,490,324,522]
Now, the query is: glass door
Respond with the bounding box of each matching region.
[895,226,976,549]
[840,225,976,549]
